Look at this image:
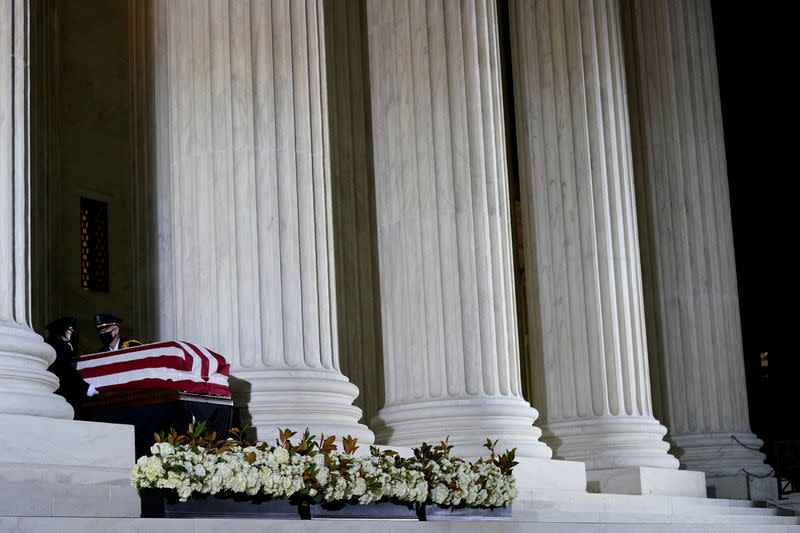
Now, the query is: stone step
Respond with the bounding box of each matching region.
[670,514,800,525]
[521,490,759,509]
[517,493,764,516]
[0,480,139,517]
[515,508,799,525]
[1,517,799,533]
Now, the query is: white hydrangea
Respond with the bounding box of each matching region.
[130,434,517,508]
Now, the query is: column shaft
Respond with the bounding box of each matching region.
[509,0,677,470]
[0,0,72,419]
[621,0,768,476]
[366,0,550,458]
[151,0,371,444]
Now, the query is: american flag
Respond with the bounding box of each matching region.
[76,341,231,396]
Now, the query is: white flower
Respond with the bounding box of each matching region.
[150,442,174,456]
[353,477,367,496]
[273,447,290,464]
[431,484,449,504]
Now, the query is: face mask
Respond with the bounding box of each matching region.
[99,331,115,345]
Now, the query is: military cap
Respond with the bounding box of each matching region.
[45,316,78,334]
[94,313,123,329]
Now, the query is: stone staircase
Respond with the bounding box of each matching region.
[513,491,800,530]
[0,489,798,532]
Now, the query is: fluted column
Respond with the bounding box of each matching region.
[366,0,551,459]
[151,0,372,444]
[0,0,72,419]
[621,0,769,477]
[509,0,677,470]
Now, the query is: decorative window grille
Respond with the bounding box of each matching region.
[80,197,109,292]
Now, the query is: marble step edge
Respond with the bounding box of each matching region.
[516,499,782,516]
[0,481,139,518]
[518,490,760,508]
[513,509,800,526]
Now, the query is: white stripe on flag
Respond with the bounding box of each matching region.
[76,347,187,370]
[85,368,206,389]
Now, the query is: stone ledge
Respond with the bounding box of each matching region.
[707,473,778,501]
[587,467,706,497]
[0,414,138,517]
[0,414,135,476]
[0,481,139,517]
[515,458,587,493]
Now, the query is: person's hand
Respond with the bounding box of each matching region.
[86,384,99,397]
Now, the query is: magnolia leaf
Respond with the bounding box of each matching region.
[320,434,338,453]
[244,451,257,464]
[279,428,297,447]
[342,435,359,455]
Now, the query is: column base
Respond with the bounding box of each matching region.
[0,414,139,517]
[671,432,770,477]
[587,466,706,497]
[544,416,679,470]
[0,321,73,419]
[233,370,374,445]
[707,473,778,500]
[372,397,553,459]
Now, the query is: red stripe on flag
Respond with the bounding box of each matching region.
[184,343,209,380]
[78,356,191,379]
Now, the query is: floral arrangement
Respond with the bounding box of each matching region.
[130,423,517,511]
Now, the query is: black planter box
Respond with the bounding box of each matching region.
[310,500,418,519]
[140,488,511,521]
[418,504,512,521]
[140,488,305,519]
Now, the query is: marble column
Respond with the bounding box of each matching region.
[0,0,72,420]
[0,2,137,508]
[509,0,678,471]
[366,0,551,459]
[621,0,770,479]
[150,0,372,444]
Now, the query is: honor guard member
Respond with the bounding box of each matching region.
[44,316,99,403]
[94,313,143,352]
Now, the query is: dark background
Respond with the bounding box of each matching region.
[712,1,797,464]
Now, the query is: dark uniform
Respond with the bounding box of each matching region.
[45,316,91,404]
[94,313,143,352]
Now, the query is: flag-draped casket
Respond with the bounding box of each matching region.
[77,341,232,396]
[75,341,235,457]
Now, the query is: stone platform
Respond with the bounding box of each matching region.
[1,491,798,532]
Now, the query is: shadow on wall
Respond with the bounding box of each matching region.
[323,0,386,428]
[228,375,254,439]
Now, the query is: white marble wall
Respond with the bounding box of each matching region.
[366,0,551,459]
[0,0,72,419]
[509,0,677,470]
[621,0,770,477]
[150,0,372,444]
